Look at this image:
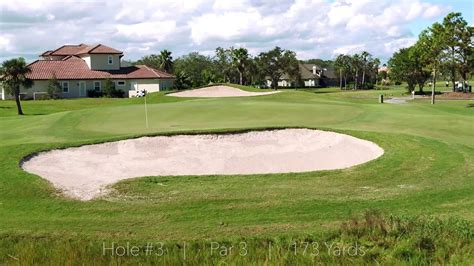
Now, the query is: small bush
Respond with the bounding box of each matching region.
[87,89,103,98]
[46,76,62,99]
[103,79,125,98]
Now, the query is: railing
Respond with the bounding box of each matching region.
[33,92,48,100]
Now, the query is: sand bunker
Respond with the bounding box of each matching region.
[22,129,383,200]
[168,85,280,97]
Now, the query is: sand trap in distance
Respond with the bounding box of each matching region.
[168,85,280,97]
[22,129,384,201]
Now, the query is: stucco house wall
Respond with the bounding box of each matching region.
[12,78,174,100]
[80,54,121,70]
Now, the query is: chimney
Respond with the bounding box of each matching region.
[312,66,317,75]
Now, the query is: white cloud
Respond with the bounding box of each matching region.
[0,0,452,62]
[333,44,366,55]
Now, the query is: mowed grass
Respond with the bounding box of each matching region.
[0,86,473,264]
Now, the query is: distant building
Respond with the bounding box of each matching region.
[266,62,337,88]
[1,44,175,100]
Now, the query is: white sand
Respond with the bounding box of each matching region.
[22,129,383,201]
[168,85,280,97]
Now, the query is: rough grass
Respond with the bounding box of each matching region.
[0,211,471,265]
[0,85,473,264]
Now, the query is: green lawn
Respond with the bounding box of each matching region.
[0,86,473,264]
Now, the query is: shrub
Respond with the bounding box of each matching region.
[46,76,62,99]
[87,89,103,98]
[102,79,125,98]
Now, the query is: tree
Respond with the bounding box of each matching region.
[103,78,116,97]
[214,47,235,83]
[417,23,445,104]
[372,58,381,85]
[287,57,300,88]
[0,58,33,115]
[388,48,418,92]
[334,54,352,89]
[47,74,62,99]
[334,55,344,89]
[231,47,250,85]
[256,47,298,89]
[350,54,362,89]
[360,51,372,88]
[136,54,161,70]
[457,25,473,87]
[245,58,266,87]
[173,71,192,90]
[158,49,173,73]
[302,59,334,69]
[136,50,173,73]
[441,12,472,91]
[173,52,216,88]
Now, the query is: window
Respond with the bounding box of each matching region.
[94,81,101,91]
[61,81,69,93]
[116,81,125,86]
[108,55,113,65]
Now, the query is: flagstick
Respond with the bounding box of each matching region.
[144,91,149,129]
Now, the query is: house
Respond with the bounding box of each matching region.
[1,44,175,100]
[265,62,337,88]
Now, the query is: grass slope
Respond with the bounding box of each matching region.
[0,85,473,264]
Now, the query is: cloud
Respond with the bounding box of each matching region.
[0,0,453,63]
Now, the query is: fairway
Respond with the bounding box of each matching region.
[0,86,473,263]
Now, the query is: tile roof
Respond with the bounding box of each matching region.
[42,44,123,56]
[75,44,123,55]
[41,50,53,56]
[47,44,89,56]
[26,56,174,80]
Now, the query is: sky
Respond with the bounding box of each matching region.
[0,0,473,63]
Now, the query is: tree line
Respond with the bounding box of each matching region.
[134,46,303,90]
[334,52,381,90]
[135,47,384,91]
[388,12,473,103]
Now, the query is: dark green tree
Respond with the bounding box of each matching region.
[47,74,62,99]
[389,49,410,92]
[174,52,216,88]
[214,47,235,83]
[102,78,116,97]
[231,47,250,85]
[173,71,192,90]
[158,49,173,73]
[441,12,473,91]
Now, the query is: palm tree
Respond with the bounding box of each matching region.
[334,54,345,89]
[372,58,381,85]
[350,54,362,90]
[158,49,173,73]
[0,58,33,115]
[360,51,372,88]
[231,47,249,85]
